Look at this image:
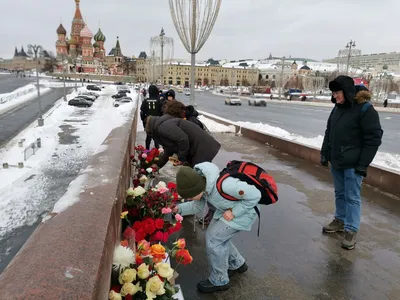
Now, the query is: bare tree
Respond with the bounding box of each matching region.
[275,74,291,97]
[369,77,393,102]
[302,76,325,99]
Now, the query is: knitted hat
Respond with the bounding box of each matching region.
[176,167,206,199]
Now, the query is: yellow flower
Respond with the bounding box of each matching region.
[118,268,137,284]
[126,187,135,196]
[146,276,166,299]
[120,211,128,219]
[120,282,142,297]
[109,290,122,300]
[137,263,150,279]
[139,175,148,184]
[155,262,174,280]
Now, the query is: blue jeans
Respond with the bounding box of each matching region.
[331,168,363,232]
[205,219,245,286]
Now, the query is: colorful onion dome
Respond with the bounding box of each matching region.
[94,28,106,42]
[80,24,93,38]
[57,24,67,35]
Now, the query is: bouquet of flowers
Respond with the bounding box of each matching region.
[110,240,192,300]
[131,145,163,187]
[121,181,178,230]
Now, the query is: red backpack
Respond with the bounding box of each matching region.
[216,160,278,236]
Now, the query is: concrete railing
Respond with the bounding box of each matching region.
[200,111,400,198]
[52,73,136,83]
[0,102,139,298]
[0,87,36,104]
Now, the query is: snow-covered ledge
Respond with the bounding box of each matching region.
[0,99,139,298]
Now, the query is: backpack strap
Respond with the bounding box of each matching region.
[359,102,371,118]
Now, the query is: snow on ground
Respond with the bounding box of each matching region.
[199,111,400,173]
[0,84,51,115]
[198,115,235,133]
[0,85,138,238]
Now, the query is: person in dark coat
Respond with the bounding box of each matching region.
[146,114,221,169]
[321,76,383,250]
[163,100,207,130]
[140,85,163,149]
[383,99,388,108]
[186,105,206,130]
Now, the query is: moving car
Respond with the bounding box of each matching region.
[177,88,183,93]
[68,98,93,107]
[248,98,267,107]
[225,97,242,106]
[87,84,101,91]
[184,89,191,96]
[114,97,133,107]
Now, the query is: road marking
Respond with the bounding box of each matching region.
[385,117,392,120]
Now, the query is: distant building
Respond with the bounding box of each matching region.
[323,52,400,70]
[0,46,47,71]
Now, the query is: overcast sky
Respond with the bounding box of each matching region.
[0,0,399,61]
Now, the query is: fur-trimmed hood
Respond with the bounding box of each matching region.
[355,90,372,104]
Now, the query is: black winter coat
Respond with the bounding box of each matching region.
[185,105,205,130]
[140,97,163,126]
[148,115,221,168]
[321,76,383,170]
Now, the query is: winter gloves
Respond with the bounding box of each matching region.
[320,155,329,168]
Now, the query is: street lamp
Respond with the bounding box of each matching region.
[278,56,287,100]
[169,0,222,105]
[63,59,68,101]
[150,28,174,86]
[28,44,44,126]
[345,40,356,75]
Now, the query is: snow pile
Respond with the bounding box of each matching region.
[198,115,235,133]
[0,84,51,115]
[0,86,138,237]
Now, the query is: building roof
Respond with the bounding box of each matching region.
[138,51,147,59]
[73,0,83,21]
[80,24,93,38]
[300,65,311,70]
[57,24,67,35]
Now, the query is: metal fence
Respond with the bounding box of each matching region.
[24,138,42,161]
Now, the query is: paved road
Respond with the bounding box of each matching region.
[152,132,400,300]
[0,88,66,145]
[187,92,400,154]
[0,75,34,94]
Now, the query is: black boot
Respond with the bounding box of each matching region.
[228,262,248,278]
[197,279,230,293]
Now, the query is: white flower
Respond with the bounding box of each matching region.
[155,181,167,189]
[158,148,164,154]
[112,245,135,270]
[139,175,148,184]
[132,186,146,197]
[146,167,153,173]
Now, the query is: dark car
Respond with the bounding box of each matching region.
[87,85,101,91]
[68,98,93,107]
[81,91,100,98]
[76,95,96,102]
[112,92,127,99]
[118,89,131,93]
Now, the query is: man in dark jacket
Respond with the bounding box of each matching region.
[186,105,206,130]
[140,85,163,149]
[321,76,383,250]
[146,114,221,169]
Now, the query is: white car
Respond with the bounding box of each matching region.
[185,91,191,96]
[114,97,133,107]
[225,97,242,106]
[248,98,267,107]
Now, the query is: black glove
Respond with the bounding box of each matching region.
[320,155,329,167]
[355,166,367,177]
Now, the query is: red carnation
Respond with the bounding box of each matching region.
[111,285,121,293]
[161,232,170,243]
[135,229,146,242]
[173,221,182,233]
[123,227,135,240]
[152,230,164,242]
[128,208,139,217]
[155,219,165,230]
[167,182,177,190]
[132,179,140,187]
[132,221,142,232]
[125,295,133,300]
[142,219,156,235]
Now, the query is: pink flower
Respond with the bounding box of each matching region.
[175,214,183,222]
[142,153,147,159]
[158,187,169,194]
[161,207,172,214]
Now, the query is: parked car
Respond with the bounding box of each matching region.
[114,97,133,107]
[112,92,127,99]
[87,85,101,91]
[68,98,93,107]
[76,95,96,102]
[80,91,100,98]
[118,89,131,94]
[248,98,267,107]
[225,97,242,106]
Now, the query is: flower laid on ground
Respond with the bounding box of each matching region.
[120,211,129,219]
[175,249,193,265]
[112,245,135,271]
[175,214,183,222]
[137,240,151,256]
[174,238,186,249]
[131,145,162,187]
[161,207,172,214]
[110,243,181,300]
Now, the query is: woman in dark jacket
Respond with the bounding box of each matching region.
[146,114,220,169]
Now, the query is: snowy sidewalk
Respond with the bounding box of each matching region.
[0,85,137,270]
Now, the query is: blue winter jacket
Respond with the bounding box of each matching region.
[177,162,261,231]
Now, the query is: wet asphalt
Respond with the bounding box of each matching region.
[0,75,34,94]
[136,131,400,300]
[0,88,67,146]
[186,91,400,155]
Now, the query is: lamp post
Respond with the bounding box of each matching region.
[28,44,44,126]
[278,56,286,100]
[345,40,356,75]
[160,28,165,86]
[63,59,68,101]
[150,28,173,86]
[169,0,222,106]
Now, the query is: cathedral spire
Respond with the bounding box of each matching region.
[73,0,83,20]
